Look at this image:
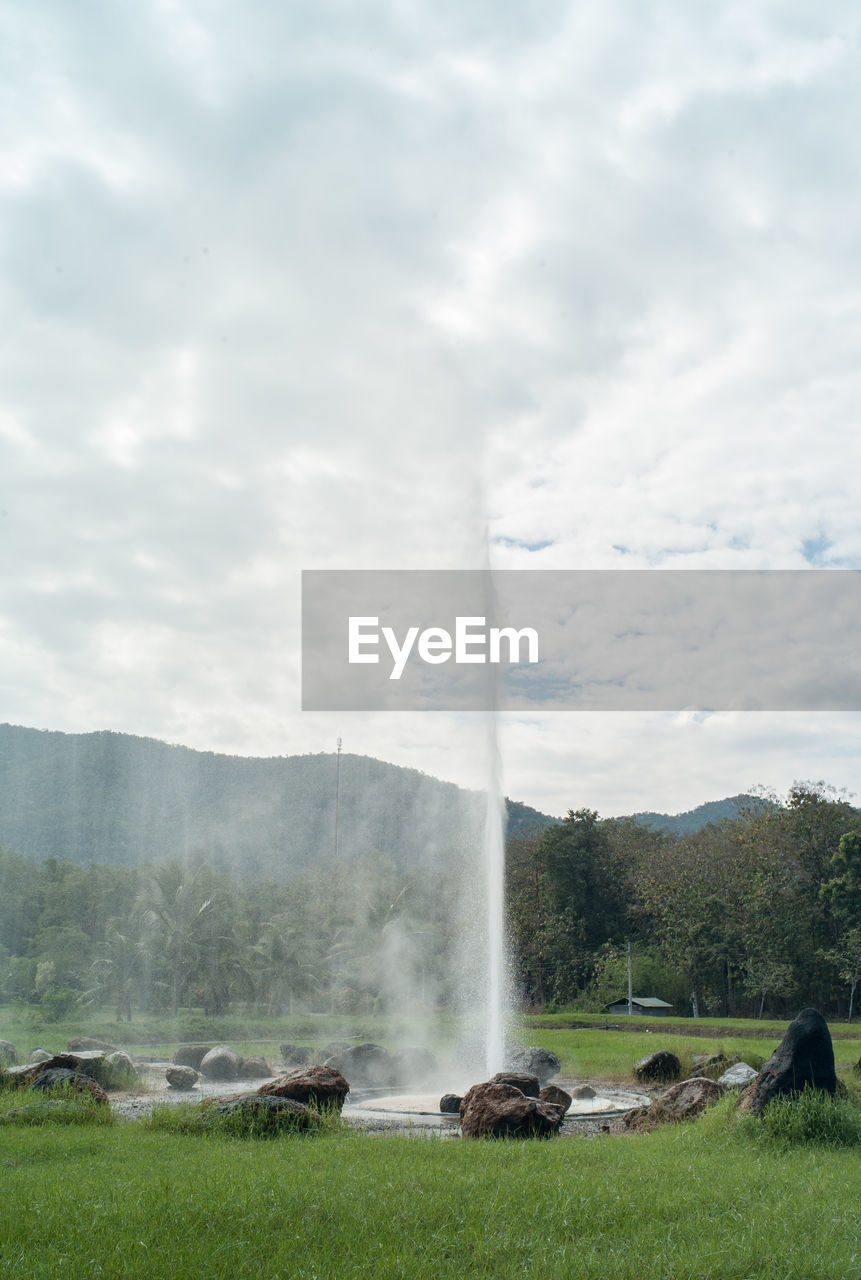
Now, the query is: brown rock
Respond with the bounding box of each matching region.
[258,1064,350,1112]
[489,1071,540,1097]
[634,1050,681,1083]
[459,1081,565,1139]
[624,1076,721,1130]
[540,1084,572,1112]
[171,1045,213,1070]
[439,1093,462,1114]
[239,1056,271,1079]
[199,1045,243,1080]
[571,1084,596,1099]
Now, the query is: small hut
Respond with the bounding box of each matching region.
[605,996,673,1017]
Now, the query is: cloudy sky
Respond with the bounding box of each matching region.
[2,0,861,817]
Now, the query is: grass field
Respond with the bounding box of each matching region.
[1,1095,860,1280]
[2,1007,860,1279]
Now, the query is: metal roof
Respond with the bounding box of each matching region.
[606,996,674,1008]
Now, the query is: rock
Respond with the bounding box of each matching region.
[439,1093,462,1114]
[624,1077,721,1130]
[506,1046,561,1085]
[634,1050,681,1083]
[279,1044,313,1066]
[390,1046,439,1086]
[324,1043,395,1088]
[239,1056,271,1079]
[199,1045,243,1081]
[171,1045,213,1070]
[718,1062,758,1089]
[0,1040,17,1067]
[29,1048,53,1064]
[692,1052,729,1075]
[459,1081,565,1139]
[322,1041,352,1058]
[166,1065,201,1090]
[540,1084,572,1112]
[27,1050,135,1092]
[736,1008,837,1117]
[214,1093,322,1133]
[67,1036,119,1054]
[258,1064,350,1112]
[490,1071,540,1098]
[571,1084,596,1099]
[31,1067,108,1104]
[103,1051,139,1089]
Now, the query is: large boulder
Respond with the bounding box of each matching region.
[634,1050,681,1084]
[490,1071,540,1098]
[279,1044,313,1067]
[390,1046,439,1086]
[459,1082,565,1139]
[214,1093,322,1133]
[324,1043,395,1088]
[103,1051,140,1089]
[172,1045,213,1070]
[199,1045,243,1081]
[624,1077,721,1130]
[506,1046,560,1085]
[31,1067,108,1104]
[0,1040,17,1067]
[239,1056,271,1079]
[258,1064,350,1112]
[166,1065,201,1090]
[736,1008,837,1116]
[67,1036,119,1054]
[718,1062,758,1089]
[540,1084,572,1112]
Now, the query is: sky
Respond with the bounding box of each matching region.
[2,0,861,818]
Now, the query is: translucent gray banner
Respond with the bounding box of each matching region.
[301,569,861,711]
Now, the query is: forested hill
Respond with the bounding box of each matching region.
[0,723,553,877]
[627,794,766,835]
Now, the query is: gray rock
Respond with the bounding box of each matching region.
[505,1046,561,1085]
[0,1040,17,1067]
[571,1084,596,1099]
[166,1064,201,1090]
[439,1093,462,1114]
[67,1036,119,1054]
[718,1062,758,1089]
[324,1043,395,1088]
[214,1093,322,1132]
[279,1044,313,1067]
[29,1048,53,1064]
[104,1051,139,1089]
[199,1045,243,1081]
[239,1056,271,1079]
[390,1046,439,1086]
[31,1067,108,1104]
[171,1045,213,1070]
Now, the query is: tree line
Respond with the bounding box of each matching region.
[507,782,861,1020]
[1,780,859,1022]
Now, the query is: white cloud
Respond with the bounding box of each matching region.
[1,1,860,816]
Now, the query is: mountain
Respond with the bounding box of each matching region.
[0,723,552,878]
[625,793,768,836]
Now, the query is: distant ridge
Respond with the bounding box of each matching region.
[626,793,768,836]
[0,723,552,877]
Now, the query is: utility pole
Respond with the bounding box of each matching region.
[627,938,633,1016]
[334,736,342,861]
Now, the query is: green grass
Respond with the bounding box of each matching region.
[2,1108,860,1279]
